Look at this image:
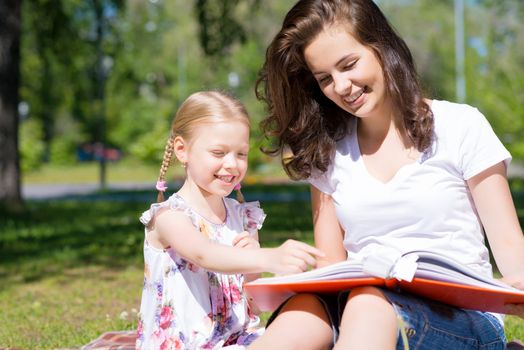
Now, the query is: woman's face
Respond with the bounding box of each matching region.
[304,23,388,119]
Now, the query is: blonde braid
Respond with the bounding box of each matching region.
[156,135,175,203]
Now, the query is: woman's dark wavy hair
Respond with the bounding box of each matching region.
[256,0,434,180]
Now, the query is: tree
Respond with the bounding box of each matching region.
[21,0,73,162]
[0,0,22,208]
[194,0,263,57]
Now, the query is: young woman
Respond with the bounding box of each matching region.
[249,1,524,349]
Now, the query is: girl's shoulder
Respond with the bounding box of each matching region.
[139,193,196,228]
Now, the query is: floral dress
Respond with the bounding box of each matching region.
[136,194,266,350]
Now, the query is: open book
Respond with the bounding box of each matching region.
[244,250,524,313]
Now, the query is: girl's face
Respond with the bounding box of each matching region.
[304,23,388,119]
[179,120,249,198]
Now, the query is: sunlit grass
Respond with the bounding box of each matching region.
[0,185,312,349]
[1,183,523,348]
[23,160,162,184]
[22,160,288,185]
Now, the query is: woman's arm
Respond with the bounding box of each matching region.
[468,161,524,317]
[467,162,524,278]
[311,186,347,267]
[152,208,325,275]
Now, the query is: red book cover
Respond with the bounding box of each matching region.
[244,251,524,313]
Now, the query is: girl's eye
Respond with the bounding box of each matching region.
[238,152,248,158]
[211,151,225,157]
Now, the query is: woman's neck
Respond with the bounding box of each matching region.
[357,111,412,156]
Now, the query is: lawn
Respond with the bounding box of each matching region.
[1,180,523,348]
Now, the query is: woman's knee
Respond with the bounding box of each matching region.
[343,286,396,317]
[262,293,333,350]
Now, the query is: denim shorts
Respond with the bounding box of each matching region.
[267,288,506,349]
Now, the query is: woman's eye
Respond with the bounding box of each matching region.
[318,75,332,85]
[238,152,248,158]
[344,60,357,70]
[211,151,224,157]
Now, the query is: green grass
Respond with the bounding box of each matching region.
[22,160,288,185]
[1,182,523,348]
[0,184,312,349]
[23,160,162,184]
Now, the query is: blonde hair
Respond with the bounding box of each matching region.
[156,91,250,203]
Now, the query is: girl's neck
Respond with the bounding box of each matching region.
[177,182,227,224]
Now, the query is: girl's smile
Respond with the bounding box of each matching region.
[180,120,249,198]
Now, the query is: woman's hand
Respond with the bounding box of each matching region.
[500,276,524,318]
[233,231,260,249]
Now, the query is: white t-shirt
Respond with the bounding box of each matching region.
[309,100,511,278]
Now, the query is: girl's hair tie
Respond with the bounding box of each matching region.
[156,180,168,192]
[234,183,244,203]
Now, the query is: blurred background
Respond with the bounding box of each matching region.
[2,0,524,199]
[1,0,524,348]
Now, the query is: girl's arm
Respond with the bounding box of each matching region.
[153,208,324,275]
[311,186,347,267]
[468,161,524,317]
[233,231,261,282]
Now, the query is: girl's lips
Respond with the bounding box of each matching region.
[215,175,235,184]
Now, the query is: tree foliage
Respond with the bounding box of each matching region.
[12,0,524,182]
[195,0,260,56]
[380,0,524,160]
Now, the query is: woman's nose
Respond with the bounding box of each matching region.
[333,73,351,95]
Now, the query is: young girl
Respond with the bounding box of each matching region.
[135,91,324,349]
[249,0,524,349]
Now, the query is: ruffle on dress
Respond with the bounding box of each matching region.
[139,194,199,228]
[139,194,266,234]
[239,201,266,233]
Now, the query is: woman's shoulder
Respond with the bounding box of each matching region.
[431,99,485,124]
[430,99,490,139]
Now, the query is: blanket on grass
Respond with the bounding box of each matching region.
[78,331,524,350]
[80,330,136,350]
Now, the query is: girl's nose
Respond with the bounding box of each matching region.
[333,73,351,96]
[223,154,238,168]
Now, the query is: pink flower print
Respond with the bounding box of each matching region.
[159,305,174,329]
[160,336,183,350]
[210,286,225,311]
[228,283,242,304]
[137,318,144,337]
[152,329,167,349]
[188,262,199,272]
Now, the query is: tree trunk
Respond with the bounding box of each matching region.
[0,0,22,208]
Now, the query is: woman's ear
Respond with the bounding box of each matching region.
[173,135,188,164]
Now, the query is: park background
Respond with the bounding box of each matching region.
[1,0,524,348]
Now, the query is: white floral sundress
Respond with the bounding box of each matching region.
[136,194,266,350]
